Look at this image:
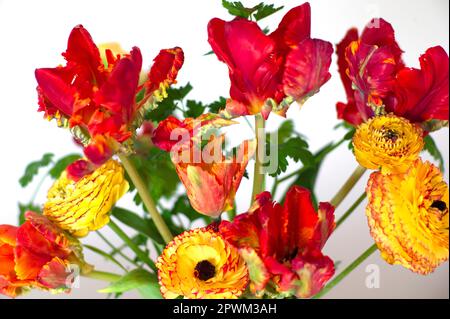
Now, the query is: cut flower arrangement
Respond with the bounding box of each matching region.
[1,1,448,299]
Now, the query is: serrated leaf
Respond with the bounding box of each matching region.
[185,100,206,118]
[111,207,165,245]
[423,134,445,172]
[146,83,193,122]
[253,3,283,21]
[207,97,227,113]
[19,153,54,187]
[49,154,82,179]
[98,269,161,298]
[222,0,253,18]
[266,137,314,177]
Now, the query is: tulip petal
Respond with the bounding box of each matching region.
[283,38,332,103]
[390,46,449,122]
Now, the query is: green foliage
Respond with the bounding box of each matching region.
[18,202,41,224]
[49,154,82,178]
[423,134,445,172]
[265,120,314,177]
[146,83,193,122]
[222,0,283,21]
[98,269,162,298]
[128,148,179,203]
[185,100,205,118]
[19,153,53,187]
[207,97,227,113]
[111,207,165,245]
[163,195,212,226]
[284,137,347,208]
[335,121,356,150]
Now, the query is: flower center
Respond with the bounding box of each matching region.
[194,260,216,281]
[430,200,447,212]
[382,128,399,143]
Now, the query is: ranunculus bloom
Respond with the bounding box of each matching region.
[152,114,254,217]
[336,19,449,129]
[352,114,424,174]
[43,159,129,237]
[366,159,449,274]
[208,3,332,119]
[156,228,248,299]
[220,186,335,298]
[0,212,89,297]
[35,25,184,177]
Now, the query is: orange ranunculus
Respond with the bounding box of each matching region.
[0,212,90,298]
[366,159,449,274]
[35,25,184,178]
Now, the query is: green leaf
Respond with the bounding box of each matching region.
[423,134,445,172]
[207,97,227,113]
[253,3,283,21]
[18,202,41,224]
[222,1,283,21]
[111,207,165,245]
[128,148,180,202]
[19,153,54,187]
[146,83,193,122]
[83,245,126,271]
[222,0,253,18]
[266,137,314,177]
[284,138,347,208]
[185,100,206,118]
[98,269,161,298]
[49,154,82,179]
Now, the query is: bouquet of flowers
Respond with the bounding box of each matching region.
[1,1,448,299]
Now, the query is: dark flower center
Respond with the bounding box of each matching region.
[194,260,216,281]
[430,200,447,212]
[383,129,399,142]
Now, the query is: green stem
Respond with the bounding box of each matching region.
[336,193,366,229]
[314,243,378,299]
[83,244,127,272]
[83,270,122,282]
[30,172,49,203]
[251,114,266,202]
[330,165,367,208]
[96,231,138,266]
[108,220,157,272]
[118,153,173,243]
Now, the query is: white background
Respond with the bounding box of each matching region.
[0,0,448,299]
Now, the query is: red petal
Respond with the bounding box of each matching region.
[83,136,113,166]
[38,257,72,290]
[0,225,18,247]
[14,245,50,281]
[360,18,403,65]
[283,38,332,102]
[35,68,75,117]
[208,18,283,114]
[151,116,186,152]
[292,250,335,298]
[146,47,184,93]
[282,186,318,252]
[66,159,95,181]
[389,46,449,123]
[311,202,335,250]
[270,3,311,50]
[63,25,103,85]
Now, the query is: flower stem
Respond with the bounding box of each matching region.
[118,153,173,243]
[108,219,157,272]
[83,270,122,282]
[330,165,367,208]
[96,231,139,266]
[313,243,378,299]
[336,192,366,229]
[251,114,265,202]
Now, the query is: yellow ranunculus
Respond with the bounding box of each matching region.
[366,159,449,274]
[156,228,248,299]
[353,114,424,174]
[43,159,129,237]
